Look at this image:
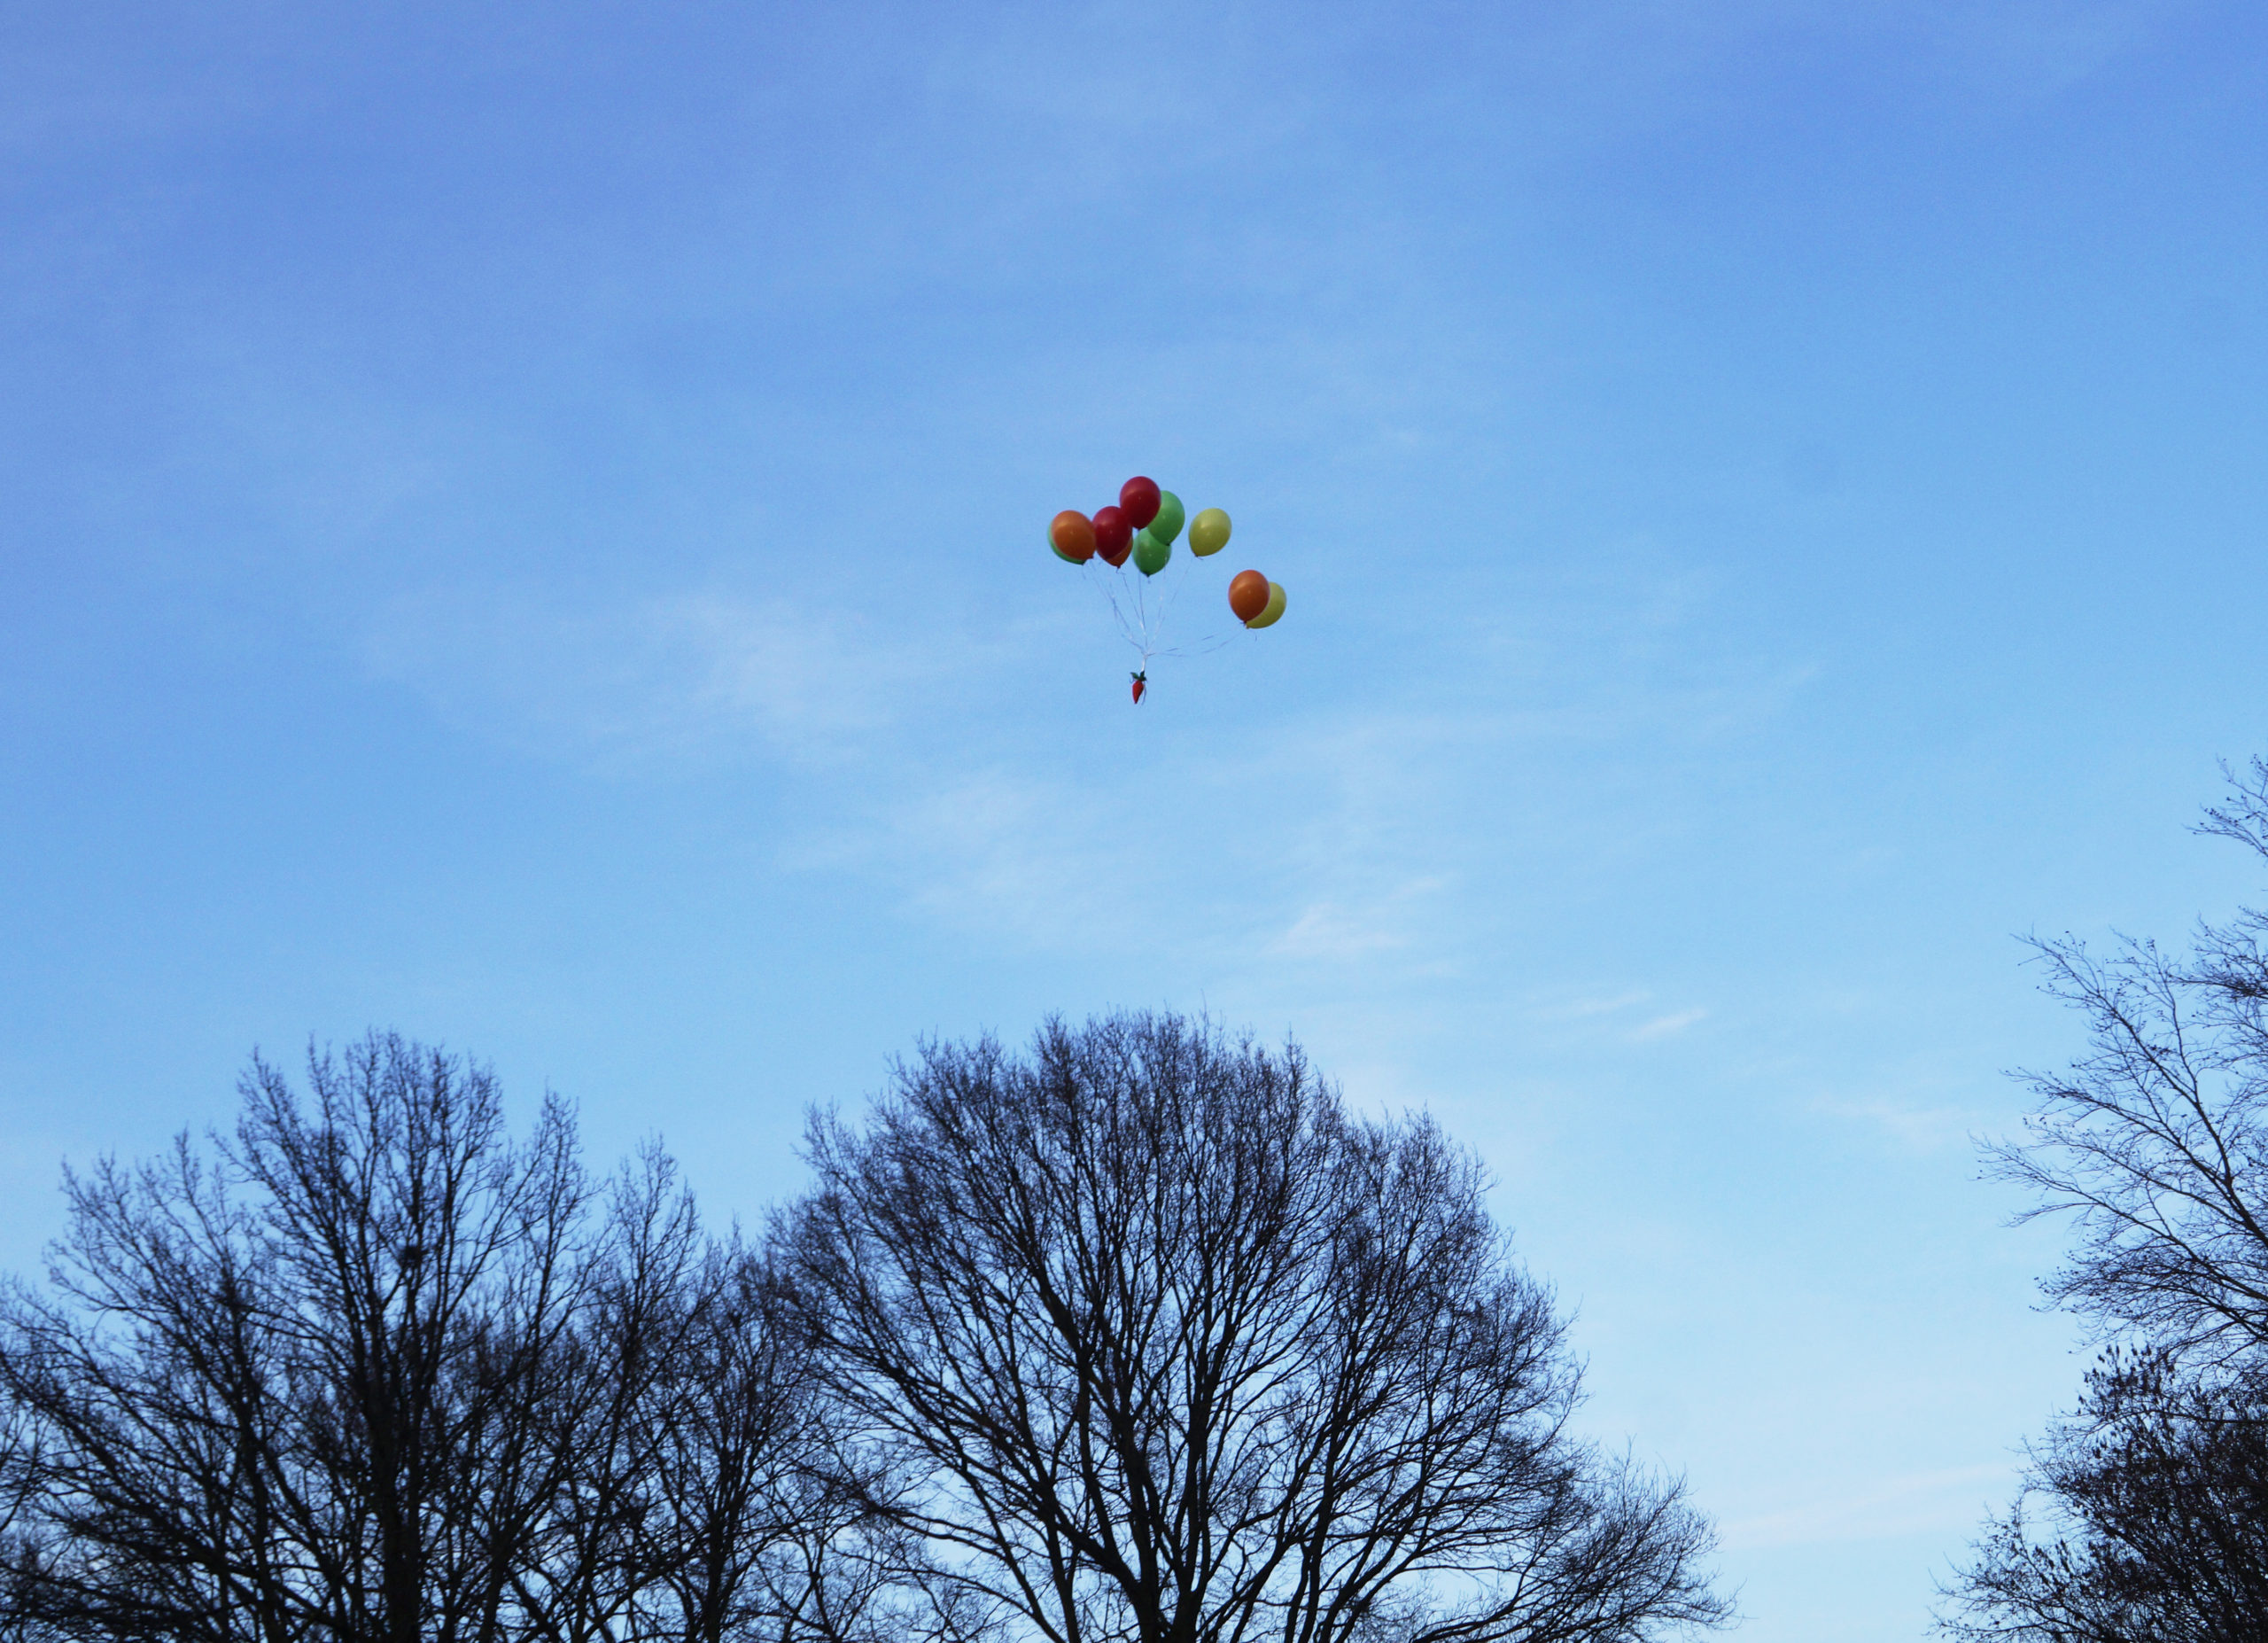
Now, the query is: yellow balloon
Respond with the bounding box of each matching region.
[1188,507,1231,557]
[1247,580,1286,628]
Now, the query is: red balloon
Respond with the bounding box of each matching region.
[1120,476,1161,530]
[1092,504,1132,564]
[1228,569,1270,624]
[1050,510,1097,563]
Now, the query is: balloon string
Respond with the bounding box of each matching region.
[1151,631,1239,658]
[1096,569,1156,668]
[1090,549,1244,673]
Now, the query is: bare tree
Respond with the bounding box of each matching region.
[1983,932,2268,1357]
[1947,1351,2268,1643]
[1946,761,2268,1641]
[618,1234,919,1643]
[781,1012,1727,1643]
[0,1034,827,1643]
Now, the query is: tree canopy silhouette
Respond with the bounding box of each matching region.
[0,1035,836,1643]
[1946,762,2268,1643]
[783,1012,1727,1643]
[0,1020,1725,1643]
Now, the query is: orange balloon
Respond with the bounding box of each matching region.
[1051,510,1098,563]
[1228,569,1270,624]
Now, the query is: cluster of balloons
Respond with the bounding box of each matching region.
[1047,475,1285,631]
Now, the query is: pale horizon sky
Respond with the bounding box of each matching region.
[9,4,2268,1637]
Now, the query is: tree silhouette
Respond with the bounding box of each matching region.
[1947,762,2268,1643]
[0,1036,834,1643]
[783,1012,1727,1643]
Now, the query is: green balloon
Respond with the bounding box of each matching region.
[1133,528,1172,577]
[1149,490,1185,545]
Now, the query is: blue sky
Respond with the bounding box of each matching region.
[7,3,2268,1636]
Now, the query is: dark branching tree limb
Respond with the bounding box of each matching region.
[0,1034,837,1643]
[782,1011,1728,1643]
[0,1020,1723,1643]
[1946,761,2268,1643]
[1947,1350,2268,1643]
[1979,759,2268,1365]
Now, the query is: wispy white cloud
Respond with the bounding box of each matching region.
[1270,876,1450,962]
[1720,1463,2012,1552]
[1272,904,1407,961]
[1814,1095,1982,1154]
[1630,1008,1707,1041]
[361,549,1812,1009]
[857,768,1136,948]
[364,585,944,767]
[1918,0,2165,99]
[1555,991,1652,1019]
